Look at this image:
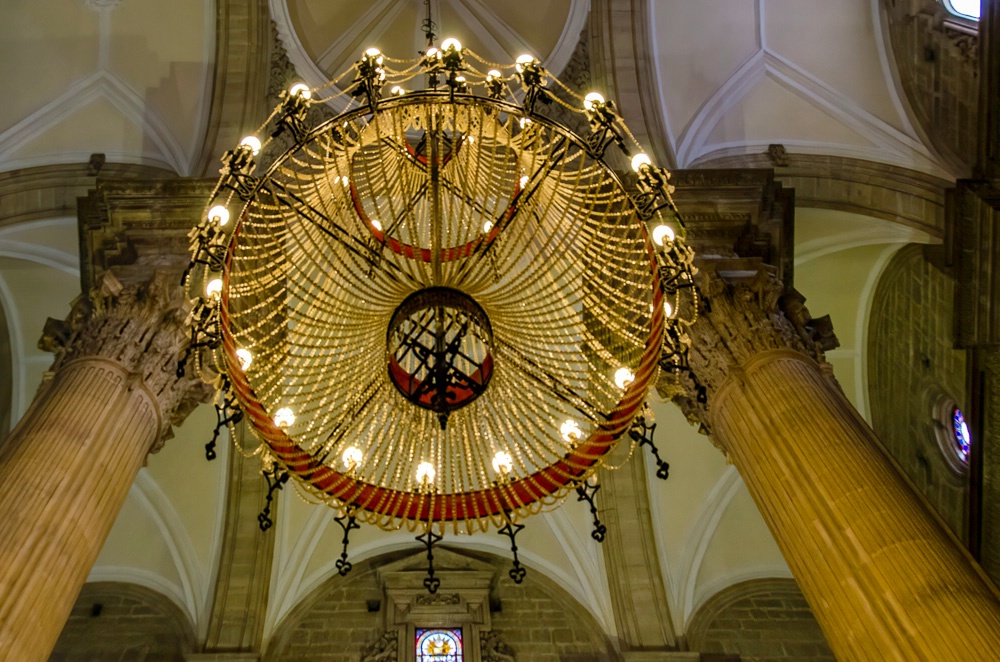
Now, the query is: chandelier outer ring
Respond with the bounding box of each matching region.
[215,91,669,527]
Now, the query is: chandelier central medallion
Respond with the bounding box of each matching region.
[181,38,699,587]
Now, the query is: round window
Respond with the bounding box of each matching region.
[952,407,971,462]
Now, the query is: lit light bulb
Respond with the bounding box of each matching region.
[519,117,531,129]
[416,461,436,485]
[560,420,582,444]
[239,136,261,155]
[288,83,311,99]
[583,92,605,111]
[208,205,230,226]
[652,223,675,246]
[371,219,383,232]
[515,53,535,72]
[390,85,406,96]
[614,367,635,389]
[441,37,462,52]
[482,220,494,233]
[205,278,223,299]
[273,407,295,429]
[631,152,652,172]
[664,301,674,318]
[236,348,253,370]
[365,47,382,58]
[426,47,439,59]
[340,175,350,187]
[519,175,529,188]
[342,446,363,470]
[486,69,501,81]
[492,450,513,475]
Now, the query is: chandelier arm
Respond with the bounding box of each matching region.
[498,516,527,584]
[268,181,421,289]
[575,481,606,543]
[446,136,570,286]
[333,512,360,576]
[494,339,607,422]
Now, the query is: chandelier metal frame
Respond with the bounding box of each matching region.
[180,38,700,588]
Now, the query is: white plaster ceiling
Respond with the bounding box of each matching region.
[651,0,957,178]
[272,0,588,109]
[0,0,214,175]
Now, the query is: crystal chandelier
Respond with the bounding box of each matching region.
[180,37,699,590]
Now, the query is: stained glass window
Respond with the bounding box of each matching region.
[944,0,980,20]
[953,408,971,461]
[416,628,463,662]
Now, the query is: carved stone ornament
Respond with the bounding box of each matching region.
[415,593,461,607]
[665,264,839,436]
[360,629,398,662]
[480,630,516,662]
[38,270,214,450]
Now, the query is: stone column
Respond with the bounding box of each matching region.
[682,267,1000,660]
[0,272,212,662]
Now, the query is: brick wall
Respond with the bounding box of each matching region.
[686,579,833,662]
[868,244,969,541]
[50,582,194,662]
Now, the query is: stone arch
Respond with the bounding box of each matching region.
[49,581,196,661]
[686,578,832,661]
[265,546,614,661]
[868,243,969,540]
[880,0,979,174]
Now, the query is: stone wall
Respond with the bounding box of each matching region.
[265,549,612,662]
[50,582,195,661]
[686,579,833,662]
[882,0,979,173]
[868,244,969,541]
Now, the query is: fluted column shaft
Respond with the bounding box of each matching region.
[0,358,161,661]
[712,348,1000,660]
[0,272,211,661]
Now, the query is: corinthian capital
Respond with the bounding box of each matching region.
[39,270,214,449]
[664,262,839,438]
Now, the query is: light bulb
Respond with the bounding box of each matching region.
[519,175,529,188]
[482,220,494,233]
[391,85,405,96]
[441,37,462,52]
[519,117,531,129]
[584,92,605,111]
[342,446,363,470]
[515,53,535,72]
[339,175,350,187]
[425,47,439,59]
[273,407,294,429]
[371,219,383,232]
[492,451,513,475]
[486,69,501,81]
[365,47,381,57]
[561,420,582,444]
[631,152,652,172]
[652,224,675,246]
[236,348,252,370]
[239,136,261,155]
[288,83,311,99]
[416,461,436,485]
[664,301,673,318]
[614,367,635,389]
[205,278,223,299]
[207,205,230,226]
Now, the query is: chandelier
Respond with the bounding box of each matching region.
[180,38,699,591]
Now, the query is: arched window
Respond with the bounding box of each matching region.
[943,0,980,20]
[953,407,971,462]
[416,628,463,662]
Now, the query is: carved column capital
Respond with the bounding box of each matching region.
[664,263,838,437]
[39,270,214,449]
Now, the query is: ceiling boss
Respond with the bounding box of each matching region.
[179,35,699,592]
